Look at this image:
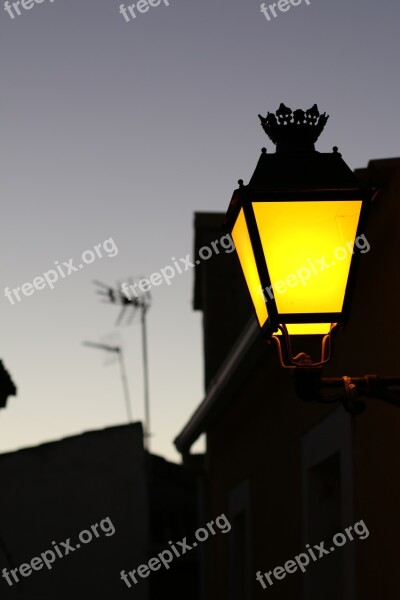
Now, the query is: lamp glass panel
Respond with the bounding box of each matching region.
[276,323,332,335]
[253,200,362,315]
[232,208,268,327]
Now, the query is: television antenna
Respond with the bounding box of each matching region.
[93,279,152,450]
[82,341,132,423]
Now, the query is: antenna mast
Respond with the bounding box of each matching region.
[82,341,132,423]
[94,279,152,450]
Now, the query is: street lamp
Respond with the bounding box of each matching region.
[225,104,400,412]
[225,104,371,368]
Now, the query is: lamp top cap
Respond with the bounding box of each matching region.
[258,103,329,153]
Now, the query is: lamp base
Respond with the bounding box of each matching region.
[270,323,337,369]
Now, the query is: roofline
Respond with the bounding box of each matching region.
[174,317,259,454]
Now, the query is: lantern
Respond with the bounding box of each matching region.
[225,104,370,348]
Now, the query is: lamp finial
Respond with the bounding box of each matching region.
[258,103,329,153]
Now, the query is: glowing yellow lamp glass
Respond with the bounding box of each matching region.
[277,323,333,335]
[232,208,268,327]
[253,200,362,322]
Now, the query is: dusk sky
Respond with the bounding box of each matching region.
[1,0,399,462]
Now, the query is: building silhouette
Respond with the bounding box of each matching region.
[0,423,198,599]
[175,158,400,600]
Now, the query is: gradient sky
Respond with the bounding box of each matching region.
[1,0,399,462]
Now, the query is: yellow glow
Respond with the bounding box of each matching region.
[253,201,362,316]
[275,323,333,335]
[232,209,268,327]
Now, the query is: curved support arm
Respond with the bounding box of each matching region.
[293,371,400,415]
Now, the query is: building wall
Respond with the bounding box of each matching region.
[198,159,400,599]
[205,354,400,599]
[0,423,150,600]
[329,159,400,598]
[206,349,339,599]
[147,453,200,599]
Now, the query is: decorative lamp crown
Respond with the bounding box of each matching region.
[258,103,329,153]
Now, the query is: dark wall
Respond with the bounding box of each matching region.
[198,159,400,599]
[205,346,336,599]
[0,423,150,600]
[147,453,199,600]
